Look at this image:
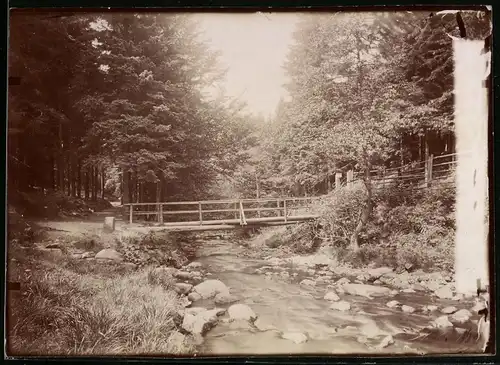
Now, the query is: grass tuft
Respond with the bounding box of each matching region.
[7,249,194,356]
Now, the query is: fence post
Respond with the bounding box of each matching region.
[198,202,203,225]
[284,199,288,223]
[347,170,353,188]
[129,204,133,224]
[158,204,163,224]
[335,172,342,190]
[426,154,434,187]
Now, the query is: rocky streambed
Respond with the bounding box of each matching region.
[161,238,487,356]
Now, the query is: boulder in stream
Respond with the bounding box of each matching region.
[342,283,391,298]
[329,300,351,311]
[193,279,230,299]
[324,291,340,302]
[434,286,454,299]
[377,335,395,349]
[441,306,458,314]
[422,304,439,313]
[228,304,257,321]
[300,279,316,287]
[432,315,454,329]
[282,332,308,344]
[214,292,239,305]
[367,267,393,280]
[401,305,415,314]
[450,309,472,324]
[386,300,400,308]
[335,277,350,286]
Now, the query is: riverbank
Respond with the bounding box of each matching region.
[6,211,203,356]
[6,212,487,356]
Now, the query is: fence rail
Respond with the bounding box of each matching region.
[123,196,321,225]
[124,151,472,226]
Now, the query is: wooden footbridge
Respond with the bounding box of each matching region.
[123,196,321,229]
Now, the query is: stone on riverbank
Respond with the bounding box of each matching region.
[174,283,193,295]
[182,308,219,335]
[188,292,202,302]
[95,248,122,262]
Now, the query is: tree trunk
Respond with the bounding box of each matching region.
[70,156,76,197]
[77,161,82,198]
[400,136,404,167]
[93,166,99,201]
[127,170,133,204]
[50,154,56,190]
[66,157,71,196]
[135,169,139,203]
[84,167,90,200]
[350,165,372,251]
[101,168,105,200]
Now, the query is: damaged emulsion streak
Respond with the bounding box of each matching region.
[455,12,467,38]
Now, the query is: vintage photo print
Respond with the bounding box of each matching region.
[6,6,493,358]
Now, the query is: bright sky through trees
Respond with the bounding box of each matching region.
[196,12,298,116]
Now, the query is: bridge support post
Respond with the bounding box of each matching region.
[199,202,203,225]
[284,199,288,223]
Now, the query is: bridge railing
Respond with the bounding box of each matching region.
[123,196,322,226]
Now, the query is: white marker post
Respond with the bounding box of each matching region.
[453,38,490,295]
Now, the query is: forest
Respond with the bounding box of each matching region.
[8,10,490,207]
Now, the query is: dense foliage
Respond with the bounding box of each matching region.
[230,10,490,249]
[8,12,255,204]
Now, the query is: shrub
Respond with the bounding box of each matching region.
[315,184,367,247]
[317,180,456,273]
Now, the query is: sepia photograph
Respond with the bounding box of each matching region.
[6,6,493,358]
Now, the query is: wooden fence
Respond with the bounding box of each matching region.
[123,152,466,225]
[349,152,460,189]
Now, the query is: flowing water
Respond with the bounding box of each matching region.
[194,239,484,356]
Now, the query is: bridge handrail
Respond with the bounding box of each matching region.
[123,195,321,225]
[122,196,322,207]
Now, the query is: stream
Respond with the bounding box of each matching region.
[192,238,484,356]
